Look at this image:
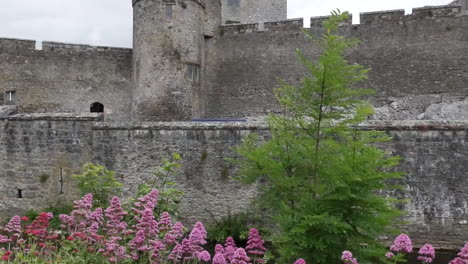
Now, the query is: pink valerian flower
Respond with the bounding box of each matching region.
[74,193,93,210]
[294,259,307,264]
[224,237,237,262]
[449,257,466,264]
[25,212,50,239]
[417,244,435,263]
[150,240,166,261]
[158,212,172,232]
[169,238,195,261]
[101,197,130,262]
[46,212,54,220]
[213,253,228,264]
[341,250,359,264]
[164,222,184,245]
[225,237,236,248]
[246,228,267,263]
[134,189,159,211]
[458,243,468,259]
[198,250,211,262]
[104,196,128,236]
[4,216,21,238]
[215,244,225,255]
[0,235,11,243]
[169,222,208,261]
[87,208,104,235]
[189,222,207,251]
[385,252,395,259]
[231,248,251,264]
[129,229,147,254]
[99,236,129,262]
[390,234,413,253]
[135,208,159,238]
[450,243,468,264]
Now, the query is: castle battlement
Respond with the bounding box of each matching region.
[41,42,132,56]
[220,4,465,36]
[0,38,132,58]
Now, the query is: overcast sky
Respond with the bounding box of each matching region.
[0,0,452,48]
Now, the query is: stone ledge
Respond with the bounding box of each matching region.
[93,121,269,130]
[360,120,468,131]
[1,113,103,121]
[92,120,468,131]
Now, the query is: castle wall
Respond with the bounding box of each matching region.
[221,0,287,24]
[0,39,133,121]
[0,114,99,216]
[2,115,468,248]
[205,5,468,120]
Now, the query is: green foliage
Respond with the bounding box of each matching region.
[232,10,403,264]
[136,153,185,217]
[207,210,272,244]
[39,174,50,183]
[73,163,122,208]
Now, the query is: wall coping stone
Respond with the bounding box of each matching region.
[1,113,103,121]
[93,121,269,130]
[92,120,468,131]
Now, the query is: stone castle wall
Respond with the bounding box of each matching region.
[0,39,132,121]
[221,0,287,24]
[2,115,468,248]
[205,5,468,120]
[0,4,466,122]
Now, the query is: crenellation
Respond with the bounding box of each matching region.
[220,23,259,35]
[0,38,36,51]
[264,18,303,31]
[411,5,462,19]
[360,9,405,24]
[41,41,132,56]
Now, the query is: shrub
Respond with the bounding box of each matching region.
[73,163,122,208]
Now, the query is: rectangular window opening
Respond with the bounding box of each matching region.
[186,64,200,83]
[5,91,16,105]
[166,4,173,21]
[227,0,240,7]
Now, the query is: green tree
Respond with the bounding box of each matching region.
[73,163,122,208]
[233,10,403,264]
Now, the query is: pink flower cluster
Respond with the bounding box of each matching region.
[417,244,435,263]
[390,233,413,253]
[341,250,359,264]
[450,243,468,264]
[211,233,267,264]
[0,190,272,264]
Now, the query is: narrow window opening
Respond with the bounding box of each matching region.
[166,4,173,21]
[17,189,23,199]
[186,64,200,83]
[59,168,64,195]
[227,0,240,7]
[5,91,16,105]
[90,102,104,113]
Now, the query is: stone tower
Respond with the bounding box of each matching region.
[131,0,221,122]
[221,0,287,24]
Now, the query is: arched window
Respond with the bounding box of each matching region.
[90,102,104,113]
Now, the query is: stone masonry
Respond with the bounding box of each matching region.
[0,0,467,249]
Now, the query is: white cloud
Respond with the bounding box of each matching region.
[0,0,454,48]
